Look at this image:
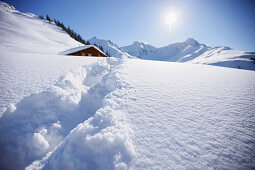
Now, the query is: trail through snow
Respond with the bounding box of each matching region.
[1,57,255,169]
[0,58,134,170]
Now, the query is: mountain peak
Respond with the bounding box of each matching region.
[184,38,199,46]
[132,41,143,45]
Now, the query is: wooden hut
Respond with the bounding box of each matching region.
[59,45,108,57]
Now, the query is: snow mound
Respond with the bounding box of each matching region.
[0,57,134,169]
[88,37,135,59]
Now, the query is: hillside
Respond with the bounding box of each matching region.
[0,1,81,54]
[0,1,98,116]
[121,38,255,70]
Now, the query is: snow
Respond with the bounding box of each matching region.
[59,45,107,56]
[88,37,135,59]
[121,60,255,169]
[1,1,255,170]
[0,1,82,55]
[13,59,254,170]
[187,48,255,70]
[0,1,104,117]
[0,52,105,117]
[1,57,135,169]
[121,41,157,58]
[121,38,255,71]
[32,132,50,153]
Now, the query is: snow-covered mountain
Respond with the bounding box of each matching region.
[121,41,157,58]
[88,36,134,59]
[121,38,255,70]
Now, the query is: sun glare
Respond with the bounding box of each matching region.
[165,12,178,28]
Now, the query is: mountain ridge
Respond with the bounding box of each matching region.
[119,37,255,70]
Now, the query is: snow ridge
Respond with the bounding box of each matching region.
[0,1,81,54]
[0,1,16,11]
[88,37,135,59]
[121,41,157,58]
[121,38,255,70]
[0,58,135,170]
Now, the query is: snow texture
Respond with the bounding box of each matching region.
[1,57,134,170]
[26,58,135,170]
[120,59,255,169]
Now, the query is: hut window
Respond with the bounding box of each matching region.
[88,53,92,56]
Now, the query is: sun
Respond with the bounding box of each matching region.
[165,12,178,28]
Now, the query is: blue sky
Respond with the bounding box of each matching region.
[4,0,255,51]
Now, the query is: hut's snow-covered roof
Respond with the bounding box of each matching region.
[59,45,106,55]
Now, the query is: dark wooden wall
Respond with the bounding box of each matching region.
[68,47,107,57]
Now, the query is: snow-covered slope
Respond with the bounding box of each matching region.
[121,38,255,70]
[88,37,135,59]
[186,48,255,70]
[0,1,82,54]
[0,1,98,116]
[121,41,157,58]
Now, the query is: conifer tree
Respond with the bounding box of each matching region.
[43,16,88,45]
[38,15,44,19]
[46,15,51,23]
[106,52,110,57]
[99,45,104,52]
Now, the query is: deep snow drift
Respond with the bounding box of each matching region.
[0,1,255,169]
[0,58,135,169]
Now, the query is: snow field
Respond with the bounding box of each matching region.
[120,59,255,169]
[1,56,255,169]
[0,57,134,169]
[0,53,105,117]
